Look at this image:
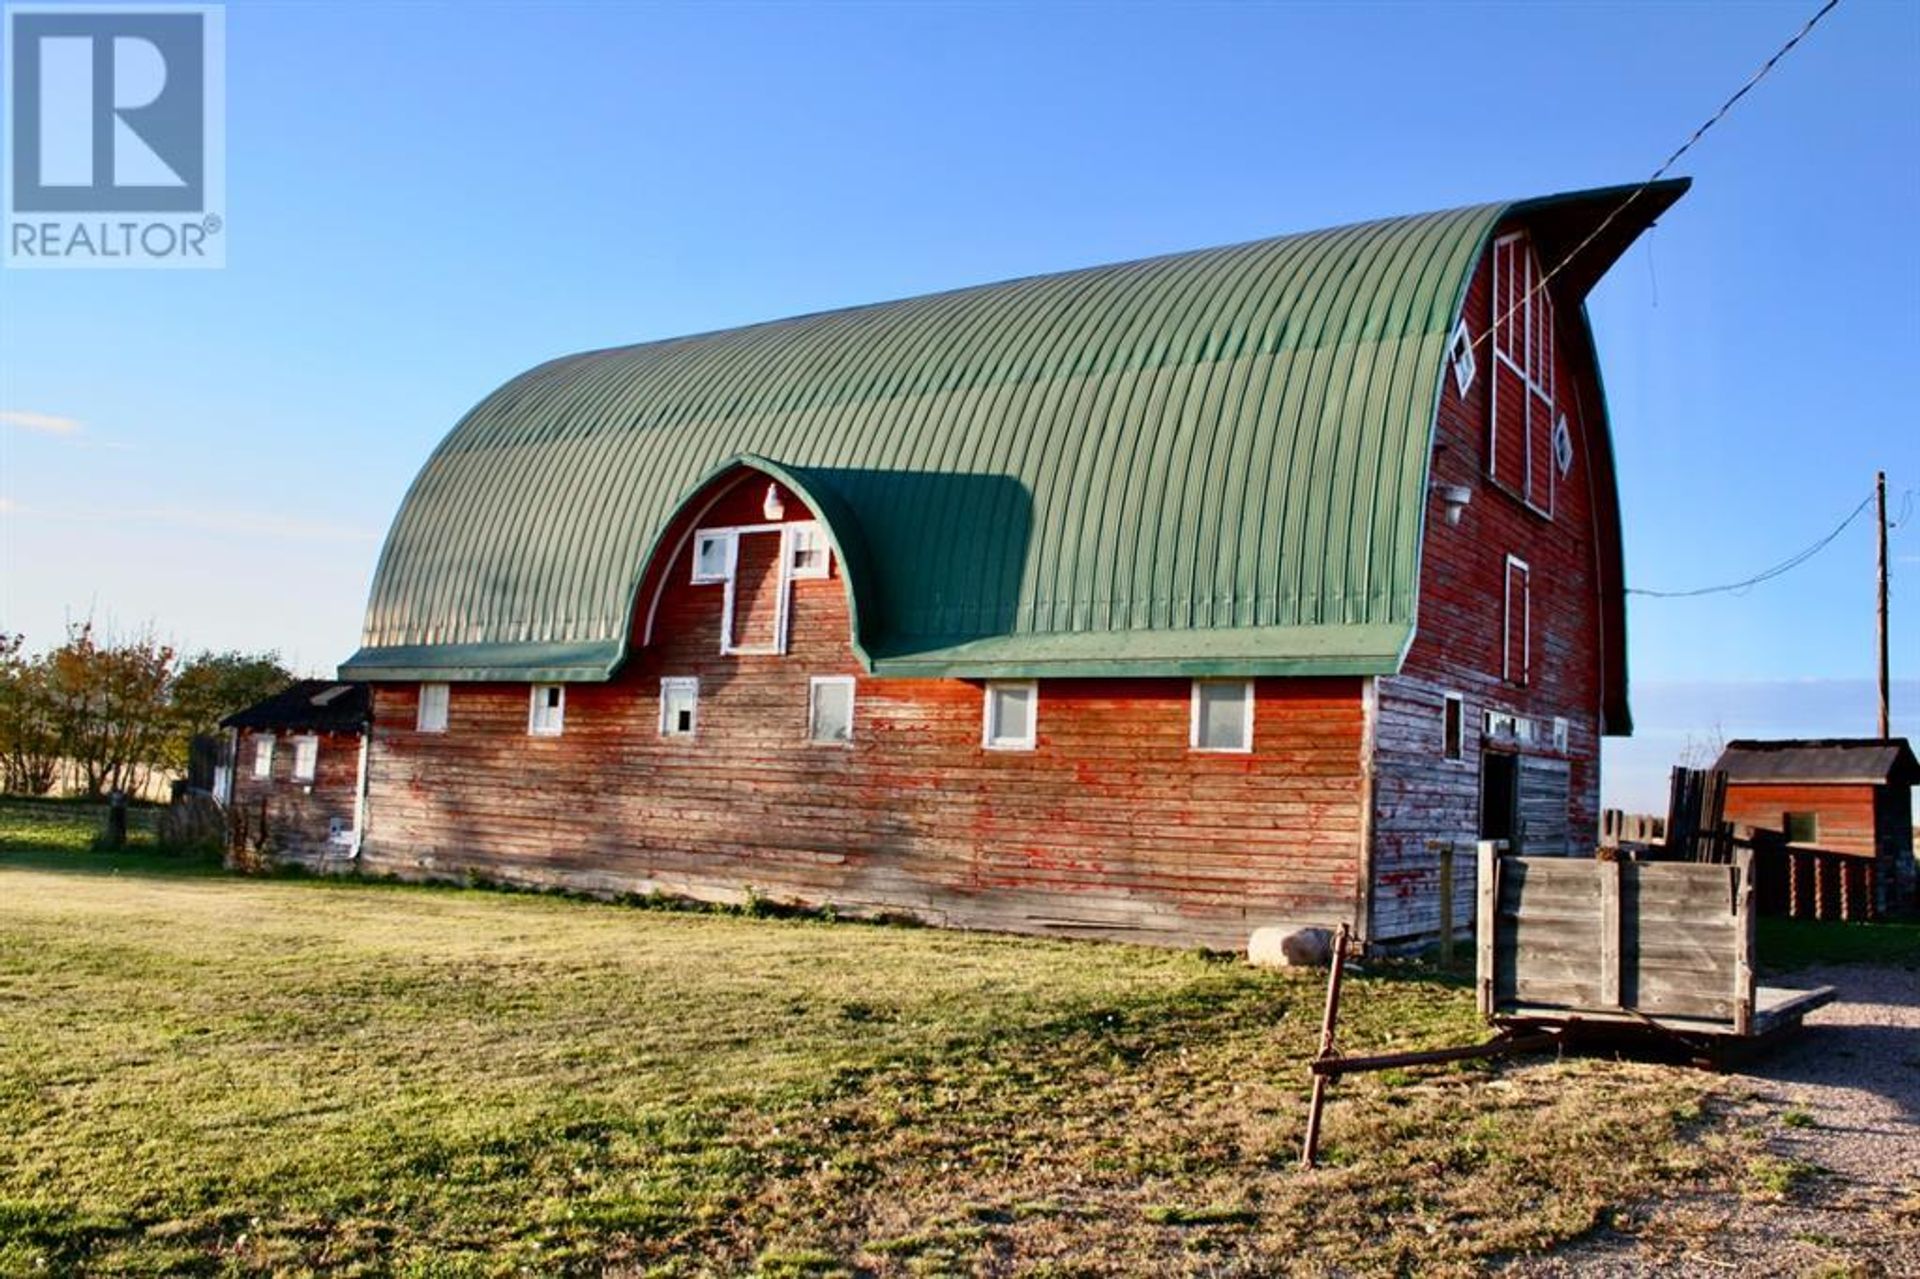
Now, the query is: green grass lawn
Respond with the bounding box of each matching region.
[1,800,1735,1276]
[1759,915,1920,972]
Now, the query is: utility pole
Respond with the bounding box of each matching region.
[1877,470,1890,740]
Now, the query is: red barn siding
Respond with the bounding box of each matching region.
[359,477,1370,948]
[1723,783,1879,857]
[1371,224,1610,942]
[230,727,361,867]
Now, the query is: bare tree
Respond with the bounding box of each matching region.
[1677,720,1728,772]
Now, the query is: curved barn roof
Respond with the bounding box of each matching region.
[344,180,1686,685]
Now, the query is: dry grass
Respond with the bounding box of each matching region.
[1,801,1736,1276]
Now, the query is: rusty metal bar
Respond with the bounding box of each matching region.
[1307,1031,1557,1077]
[1299,921,1351,1170]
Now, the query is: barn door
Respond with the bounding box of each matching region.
[722,528,790,655]
[1480,752,1518,848]
[1517,755,1572,855]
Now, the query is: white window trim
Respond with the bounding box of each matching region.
[252,733,275,780]
[417,682,449,733]
[1487,232,1557,520]
[1189,678,1254,753]
[1551,716,1570,754]
[716,522,794,657]
[982,680,1037,751]
[659,676,699,738]
[291,734,319,784]
[1503,554,1532,686]
[785,521,831,581]
[528,684,566,737]
[806,675,856,745]
[1442,691,1466,763]
[1448,318,1476,396]
[691,528,736,585]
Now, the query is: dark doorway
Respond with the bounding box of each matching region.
[1480,752,1519,848]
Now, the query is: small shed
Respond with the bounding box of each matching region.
[1713,738,1919,918]
[221,681,371,868]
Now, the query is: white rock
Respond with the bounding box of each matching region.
[1247,925,1335,968]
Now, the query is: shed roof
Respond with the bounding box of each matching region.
[1713,738,1920,787]
[221,680,370,734]
[343,181,1685,695]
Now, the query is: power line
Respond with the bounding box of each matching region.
[1474,0,1844,358]
[1628,489,1875,599]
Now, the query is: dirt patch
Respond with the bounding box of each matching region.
[1515,962,1920,1276]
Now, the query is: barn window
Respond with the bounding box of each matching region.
[1191,679,1253,752]
[1551,716,1569,753]
[528,684,566,736]
[1442,693,1464,761]
[692,530,733,584]
[1448,319,1476,396]
[982,681,1036,751]
[1489,232,1556,515]
[1503,555,1531,686]
[787,522,830,580]
[808,676,854,744]
[659,677,698,738]
[417,682,449,733]
[1784,811,1819,845]
[252,734,275,779]
[291,735,319,783]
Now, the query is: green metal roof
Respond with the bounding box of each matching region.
[344,181,1686,684]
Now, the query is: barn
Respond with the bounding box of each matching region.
[338,180,1687,949]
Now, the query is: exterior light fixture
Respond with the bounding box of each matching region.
[762,483,785,521]
[1431,481,1472,527]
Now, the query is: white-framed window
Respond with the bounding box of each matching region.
[982,680,1036,751]
[1190,679,1253,753]
[1448,318,1477,396]
[659,677,698,738]
[787,521,830,580]
[807,675,855,744]
[252,733,275,779]
[1503,554,1531,686]
[291,735,319,783]
[417,682,449,733]
[1442,692,1465,762]
[1551,716,1570,753]
[1489,232,1557,516]
[692,529,734,584]
[528,684,566,736]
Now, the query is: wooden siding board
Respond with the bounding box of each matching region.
[359,475,1370,949]
[230,728,361,868]
[1369,222,1610,942]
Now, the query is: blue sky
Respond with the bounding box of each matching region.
[1,0,1915,809]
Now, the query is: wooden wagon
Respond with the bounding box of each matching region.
[1476,844,1834,1061]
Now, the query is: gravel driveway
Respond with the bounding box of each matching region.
[1518,962,1920,1276]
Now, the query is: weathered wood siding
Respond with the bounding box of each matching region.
[1494,857,1749,1023]
[230,728,361,868]
[359,475,1370,949]
[1723,782,1879,857]
[1371,224,1611,942]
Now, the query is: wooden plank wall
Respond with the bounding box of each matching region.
[230,728,360,868]
[1722,782,1879,856]
[358,476,1371,950]
[1490,852,1752,1026]
[1370,221,1611,942]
